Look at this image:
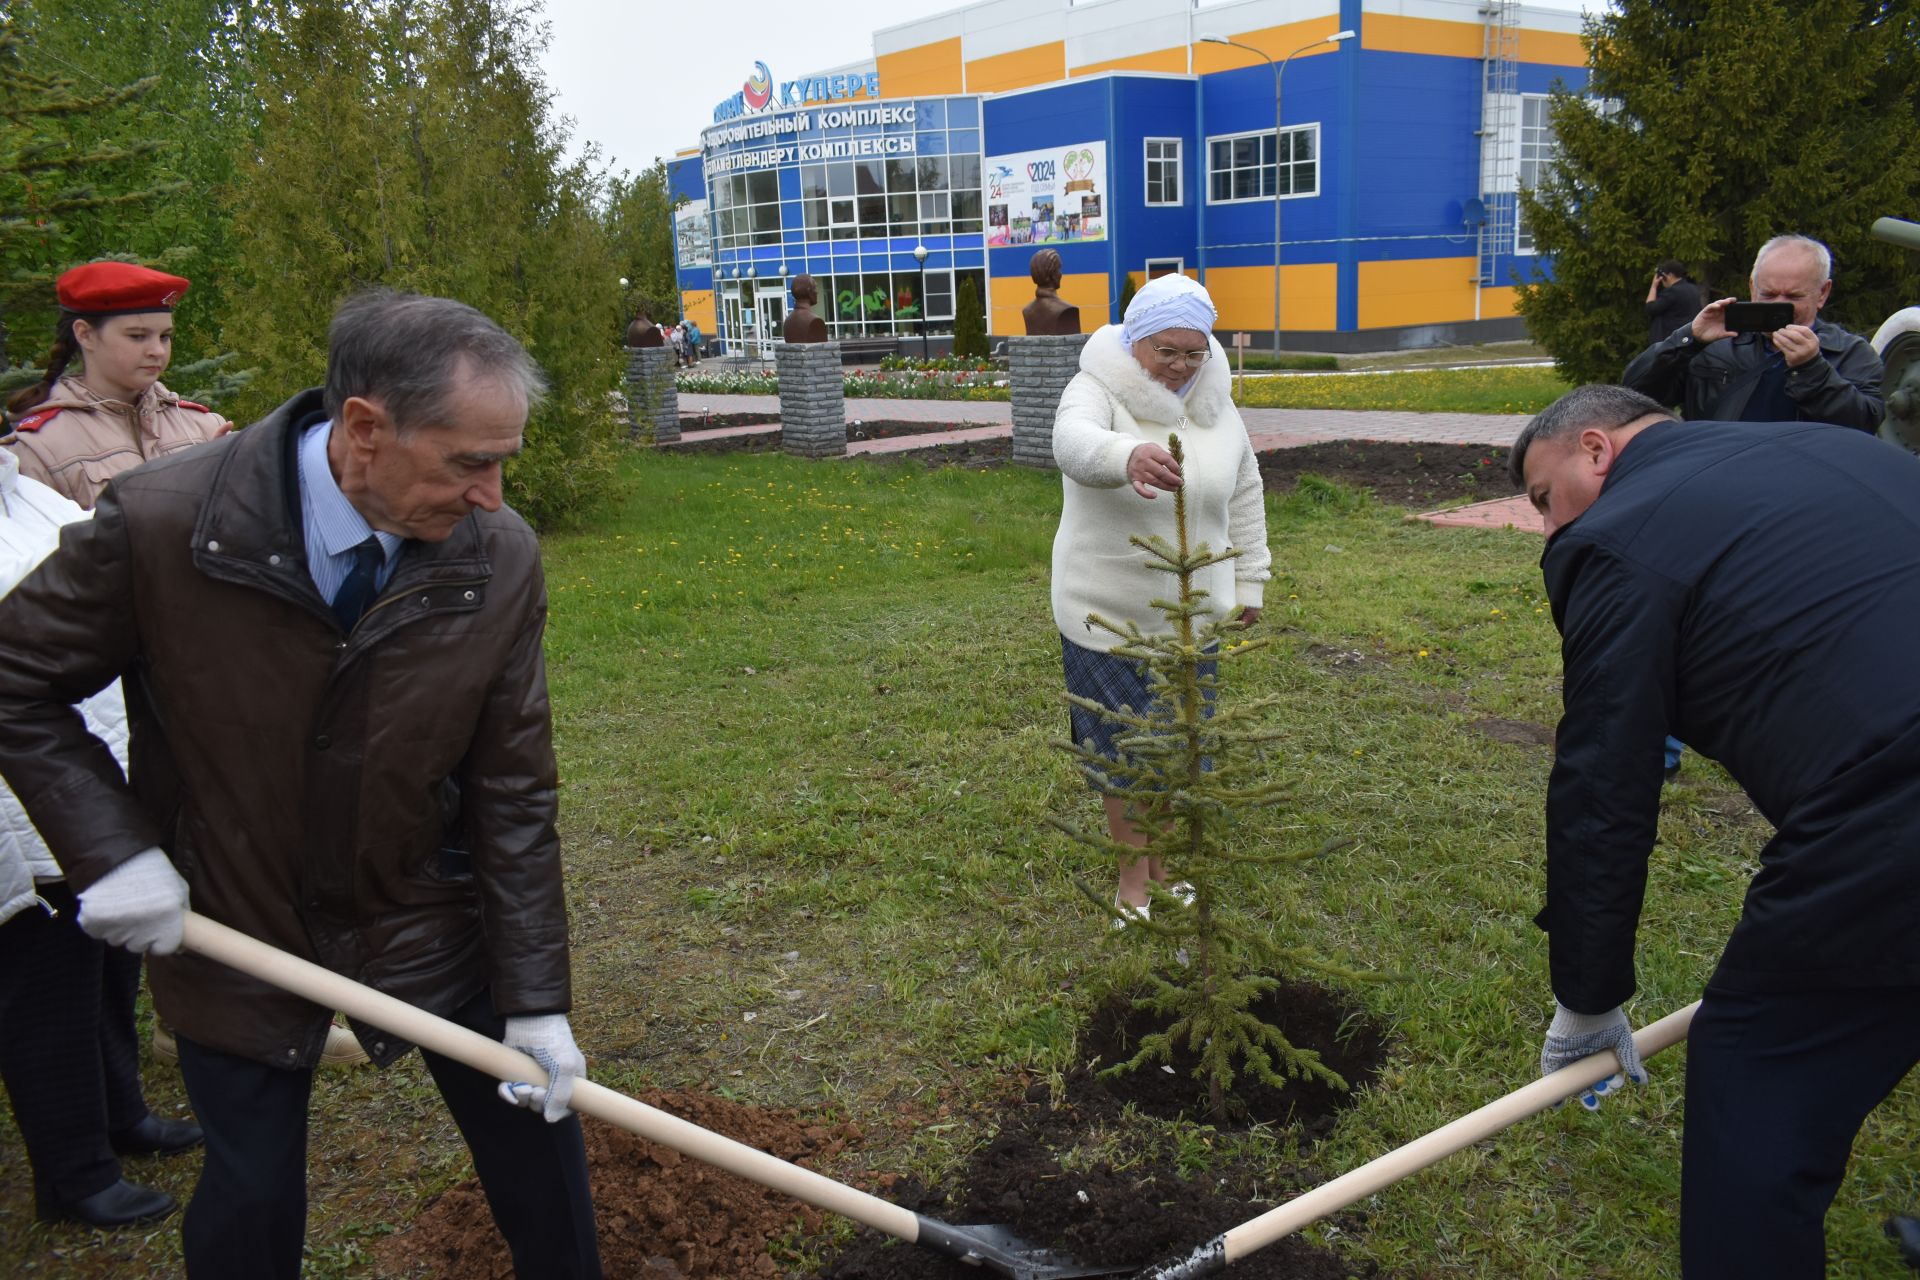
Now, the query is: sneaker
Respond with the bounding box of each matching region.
[322,1019,370,1066]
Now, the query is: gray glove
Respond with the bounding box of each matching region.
[1540,1002,1647,1111]
[496,1014,585,1122]
[76,846,189,955]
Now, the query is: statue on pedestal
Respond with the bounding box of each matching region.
[1021,249,1081,336]
[783,275,830,343]
[625,306,663,348]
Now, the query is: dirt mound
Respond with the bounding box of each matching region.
[817,979,1392,1279]
[373,1089,859,1279]
[1258,441,1511,508]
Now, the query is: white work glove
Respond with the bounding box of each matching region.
[76,846,189,956]
[497,1014,585,1122]
[1540,1001,1648,1111]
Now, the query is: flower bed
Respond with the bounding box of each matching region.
[676,367,1010,401]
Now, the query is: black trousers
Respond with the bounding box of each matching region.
[1681,983,1920,1277]
[175,988,601,1280]
[0,882,150,1205]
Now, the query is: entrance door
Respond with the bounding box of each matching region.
[720,288,744,356]
[755,292,785,358]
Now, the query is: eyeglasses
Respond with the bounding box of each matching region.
[1149,345,1210,368]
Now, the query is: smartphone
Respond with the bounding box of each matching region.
[1724,301,1796,333]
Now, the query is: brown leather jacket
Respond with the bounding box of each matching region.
[0,390,572,1069]
[4,376,232,509]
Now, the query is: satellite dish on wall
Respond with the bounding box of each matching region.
[1462,197,1487,227]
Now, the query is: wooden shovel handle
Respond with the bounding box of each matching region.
[179,912,920,1242]
[1221,1001,1699,1262]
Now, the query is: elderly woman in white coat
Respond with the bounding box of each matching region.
[0,448,202,1228]
[1051,273,1270,921]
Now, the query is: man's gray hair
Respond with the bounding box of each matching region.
[323,290,548,432]
[1752,234,1832,284]
[1507,384,1670,488]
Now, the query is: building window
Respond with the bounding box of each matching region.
[1145,258,1183,280]
[1145,137,1181,207]
[1207,125,1318,203]
[1515,94,1559,255]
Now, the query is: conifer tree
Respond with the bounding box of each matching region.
[1516,0,1920,387]
[953,276,987,358]
[0,14,184,371]
[1051,436,1370,1123]
[1117,272,1138,325]
[223,0,624,528]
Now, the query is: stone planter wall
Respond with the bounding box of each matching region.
[775,341,846,459]
[1008,333,1090,469]
[625,346,679,444]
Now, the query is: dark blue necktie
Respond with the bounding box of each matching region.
[331,536,384,632]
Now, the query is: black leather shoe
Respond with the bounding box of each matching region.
[1888,1215,1920,1269]
[109,1112,204,1157]
[37,1178,178,1227]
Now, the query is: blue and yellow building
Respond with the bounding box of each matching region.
[668,0,1589,354]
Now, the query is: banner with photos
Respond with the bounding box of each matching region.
[984,141,1106,247]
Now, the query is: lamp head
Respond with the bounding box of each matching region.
[1199,32,1228,43]
[1329,29,1356,42]
[912,244,928,263]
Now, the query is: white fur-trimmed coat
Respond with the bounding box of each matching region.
[1051,323,1270,651]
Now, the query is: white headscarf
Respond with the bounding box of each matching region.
[1122,273,1218,347]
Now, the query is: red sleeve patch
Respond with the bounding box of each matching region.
[175,400,212,413]
[10,408,62,433]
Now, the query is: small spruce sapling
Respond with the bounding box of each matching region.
[1051,435,1372,1122]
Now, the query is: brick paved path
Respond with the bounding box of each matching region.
[674,394,1530,451]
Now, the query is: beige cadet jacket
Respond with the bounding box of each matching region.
[4,376,232,509]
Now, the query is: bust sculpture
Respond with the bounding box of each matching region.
[783,275,830,343]
[1021,249,1081,336]
[625,306,663,348]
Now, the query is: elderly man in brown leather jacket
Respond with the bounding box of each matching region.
[0,291,601,1280]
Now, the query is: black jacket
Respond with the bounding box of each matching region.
[1539,419,1920,1012]
[1644,278,1701,342]
[1620,316,1884,432]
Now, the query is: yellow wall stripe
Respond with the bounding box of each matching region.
[1071,46,1189,78]
[1192,18,1347,74]
[681,288,717,334]
[1365,14,1586,65]
[876,37,965,97]
[1202,264,1338,332]
[1357,257,1481,329]
[989,271,1108,335]
[966,40,1067,95]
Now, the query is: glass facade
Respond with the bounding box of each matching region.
[702,95,989,341]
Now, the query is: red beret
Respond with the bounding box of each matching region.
[56,262,191,317]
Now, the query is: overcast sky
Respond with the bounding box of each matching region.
[537,0,1595,179]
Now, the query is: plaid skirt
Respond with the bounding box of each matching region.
[1061,634,1217,792]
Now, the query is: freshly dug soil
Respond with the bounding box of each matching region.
[678,411,781,428]
[1080,977,1392,1137]
[817,978,1392,1280]
[1257,441,1512,509]
[372,1089,858,1279]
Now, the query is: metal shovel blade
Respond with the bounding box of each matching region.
[915,1217,1137,1279]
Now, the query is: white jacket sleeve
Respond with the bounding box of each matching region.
[1050,373,1137,488]
[1227,429,1271,607]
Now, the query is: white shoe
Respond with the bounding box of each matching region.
[1111,894,1150,929]
[321,1018,369,1066]
[1165,881,1196,907]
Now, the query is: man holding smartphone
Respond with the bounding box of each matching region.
[1622,234,1884,432]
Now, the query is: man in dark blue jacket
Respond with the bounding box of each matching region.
[1510,384,1920,1278]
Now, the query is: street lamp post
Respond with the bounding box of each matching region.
[1201,29,1354,360]
[912,243,930,360]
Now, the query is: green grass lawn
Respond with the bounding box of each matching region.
[1234,365,1569,414]
[5,447,1914,1278]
